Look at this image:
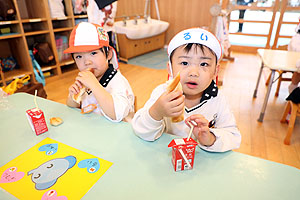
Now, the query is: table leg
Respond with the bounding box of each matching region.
[253,62,264,98]
[258,70,275,122]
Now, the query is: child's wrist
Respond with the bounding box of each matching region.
[204,131,216,147]
[149,105,163,121]
[198,131,216,147]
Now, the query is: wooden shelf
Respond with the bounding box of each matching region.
[0,0,78,87]
[0,33,22,40]
[0,20,19,25]
[24,30,50,36]
[74,15,88,19]
[52,16,73,21]
[3,69,32,81]
[41,65,57,72]
[22,18,47,23]
[60,59,75,66]
[53,27,73,33]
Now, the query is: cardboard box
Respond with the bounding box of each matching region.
[168,138,198,171]
[26,108,48,135]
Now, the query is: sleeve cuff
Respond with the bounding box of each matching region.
[142,108,164,128]
[197,129,223,152]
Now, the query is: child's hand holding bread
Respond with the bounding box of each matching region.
[69,68,94,104]
[149,73,185,122]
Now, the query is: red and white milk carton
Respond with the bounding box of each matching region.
[26,108,48,135]
[168,138,198,171]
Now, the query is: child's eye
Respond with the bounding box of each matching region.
[180,61,189,66]
[91,51,98,56]
[75,55,82,59]
[200,62,209,67]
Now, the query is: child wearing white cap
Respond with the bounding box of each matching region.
[65,22,134,122]
[132,28,241,152]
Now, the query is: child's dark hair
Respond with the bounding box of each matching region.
[71,46,110,59]
[170,43,218,65]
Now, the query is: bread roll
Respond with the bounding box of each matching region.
[50,117,63,126]
[72,86,86,104]
[167,73,184,123]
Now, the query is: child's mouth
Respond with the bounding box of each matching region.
[186,81,198,89]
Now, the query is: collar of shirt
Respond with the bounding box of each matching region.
[200,80,218,103]
[185,80,218,113]
[99,63,118,88]
[86,64,118,95]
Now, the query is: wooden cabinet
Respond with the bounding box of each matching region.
[0,0,87,87]
[117,32,165,59]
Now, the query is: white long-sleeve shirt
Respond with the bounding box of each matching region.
[81,64,134,122]
[131,81,241,152]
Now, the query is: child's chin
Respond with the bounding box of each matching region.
[183,90,203,98]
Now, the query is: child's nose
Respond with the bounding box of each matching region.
[84,58,92,65]
[188,66,199,77]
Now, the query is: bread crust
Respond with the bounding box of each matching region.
[167,73,181,92]
[72,86,86,104]
[167,73,184,123]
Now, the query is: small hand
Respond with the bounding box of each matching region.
[76,70,98,91]
[185,114,216,146]
[150,90,184,121]
[69,79,83,96]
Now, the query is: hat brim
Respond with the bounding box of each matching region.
[64,45,119,70]
[64,45,105,54]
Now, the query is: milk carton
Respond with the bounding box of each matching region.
[26,108,48,135]
[168,138,198,171]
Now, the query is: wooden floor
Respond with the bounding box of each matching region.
[44,51,300,169]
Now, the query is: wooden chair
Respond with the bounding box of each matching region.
[280,101,300,145]
[265,70,292,97]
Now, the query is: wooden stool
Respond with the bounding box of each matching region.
[280,101,300,145]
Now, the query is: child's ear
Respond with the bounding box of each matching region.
[107,48,113,61]
[214,63,220,79]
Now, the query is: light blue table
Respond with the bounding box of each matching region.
[1,93,300,200]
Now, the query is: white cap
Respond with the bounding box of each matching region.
[167,28,222,79]
[168,28,222,61]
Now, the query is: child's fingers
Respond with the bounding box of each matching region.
[166,90,183,101]
[69,85,78,95]
[170,110,184,118]
[194,117,209,127]
[169,95,184,107]
[73,80,82,88]
[169,105,184,116]
[185,118,195,127]
[187,115,208,127]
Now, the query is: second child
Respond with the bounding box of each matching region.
[65,22,134,122]
[132,28,241,152]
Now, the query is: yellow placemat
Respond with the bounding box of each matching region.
[0,138,112,200]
